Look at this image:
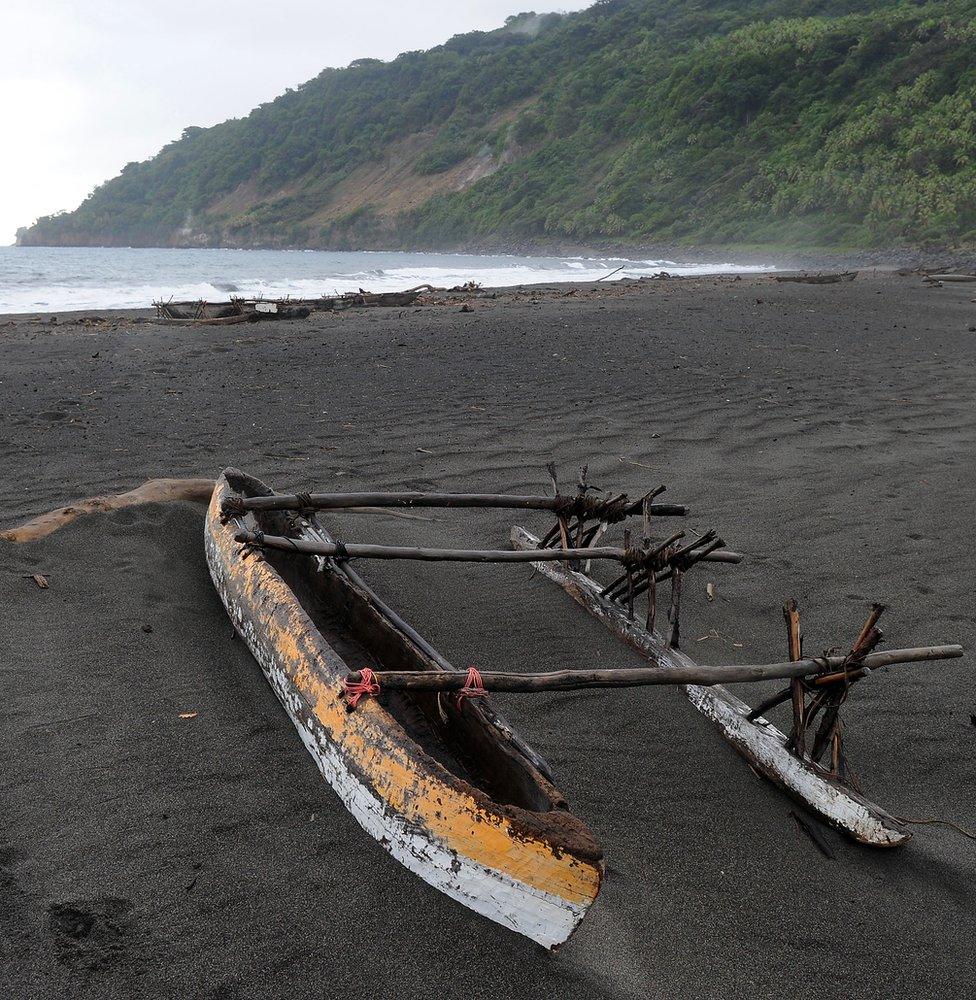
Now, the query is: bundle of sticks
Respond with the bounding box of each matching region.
[748,600,892,781]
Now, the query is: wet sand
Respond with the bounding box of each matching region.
[1,271,974,998]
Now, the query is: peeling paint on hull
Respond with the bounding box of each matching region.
[511,525,909,848]
[203,479,602,947]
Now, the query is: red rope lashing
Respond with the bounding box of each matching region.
[455,666,487,710]
[344,667,380,709]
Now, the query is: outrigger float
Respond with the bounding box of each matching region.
[210,466,962,945]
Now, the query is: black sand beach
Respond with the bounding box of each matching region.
[2,272,974,998]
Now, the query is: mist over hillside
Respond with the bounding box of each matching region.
[18,0,976,251]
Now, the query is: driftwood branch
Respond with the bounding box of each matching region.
[346,645,962,693]
[1,478,216,543]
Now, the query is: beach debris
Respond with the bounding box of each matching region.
[707,581,716,601]
[924,273,976,283]
[890,814,976,841]
[333,288,428,308]
[152,299,252,325]
[618,455,656,470]
[1,478,215,543]
[178,712,198,720]
[460,302,474,312]
[28,573,50,589]
[151,286,428,325]
[774,272,857,284]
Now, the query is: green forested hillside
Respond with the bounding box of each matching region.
[19,0,976,250]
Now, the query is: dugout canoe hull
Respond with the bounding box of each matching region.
[511,525,909,848]
[205,471,602,947]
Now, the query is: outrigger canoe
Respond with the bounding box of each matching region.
[205,469,602,947]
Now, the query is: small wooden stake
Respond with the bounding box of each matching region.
[811,695,845,764]
[584,520,608,574]
[623,529,634,620]
[646,573,657,633]
[831,720,844,776]
[667,569,683,649]
[784,599,806,758]
[557,516,571,559]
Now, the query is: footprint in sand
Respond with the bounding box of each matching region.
[47,897,140,972]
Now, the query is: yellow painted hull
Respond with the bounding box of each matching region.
[206,471,602,946]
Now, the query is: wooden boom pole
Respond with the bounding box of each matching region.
[234,529,743,565]
[224,490,687,517]
[346,645,962,693]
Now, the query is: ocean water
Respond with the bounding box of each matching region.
[0,246,772,314]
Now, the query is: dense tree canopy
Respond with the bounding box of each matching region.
[20,1,976,249]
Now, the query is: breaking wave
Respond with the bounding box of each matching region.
[0,246,773,314]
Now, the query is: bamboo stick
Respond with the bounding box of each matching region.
[346,645,962,693]
[226,490,687,516]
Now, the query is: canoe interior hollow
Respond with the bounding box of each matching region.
[227,469,566,815]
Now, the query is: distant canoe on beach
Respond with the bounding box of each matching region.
[774,272,857,284]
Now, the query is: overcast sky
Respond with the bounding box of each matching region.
[0,1,591,245]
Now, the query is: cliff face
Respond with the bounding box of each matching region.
[17,104,531,251]
[18,2,976,251]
